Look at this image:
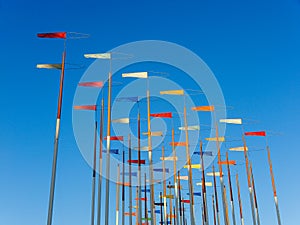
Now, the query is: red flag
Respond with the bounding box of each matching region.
[78,81,103,87]
[128,159,146,164]
[244,131,266,136]
[191,106,214,111]
[181,199,190,204]
[135,197,147,201]
[169,142,186,147]
[104,136,124,141]
[74,105,96,111]
[37,32,67,39]
[150,112,172,118]
[218,160,236,166]
[124,212,136,216]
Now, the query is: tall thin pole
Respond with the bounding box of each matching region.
[267,146,282,225]
[183,103,195,225]
[200,141,209,225]
[129,134,133,225]
[90,121,98,225]
[226,152,236,225]
[116,165,120,225]
[168,181,173,225]
[138,107,143,225]
[212,195,217,225]
[236,174,244,225]
[122,150,125,225]
[160,192,164,225]
[172,127,180,225]
[97,98,104,225]
[250,163,260,225]
[145,173,149,224]
[212,165,221,225]
[47,47,66,225]
[242,134,257,225]
[104,58,113,225]
[136,187,139,225]
[162,146,168,225]
[177,171,183,225]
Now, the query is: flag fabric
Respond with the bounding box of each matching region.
[167,214,176,218]
[191,106,214,111]
[160,195,174,199]
[74,105,96,111]
[154,168,170,173]
[104,136,124,141]
[78,81,103,87]
[133,146,149,151]
[142,131,163,136]
[127,159,146,164]
[193,151,213,156]
[124,212,136,216]
[160,221,171,224]
[205,137,225,142]
[245,131,266,136]
[112,118,130,124]
[177,176,188,180]
[116,96,139,102]
[102,149,119,154]
[116,182,130,187]
[187,192,201,196]
[122,72,148,78]
[184,164,201,169]
[84,53,111,59]
[229,146,248,151]
[169,142,186,146]
[196,182,213,187]
[150,112,172,118]
[206,172,222,177]
[181,199,190,204]
[160,90,184,95]
[36,64,62,69]
[160,156,178,161]
[142,189,150,193]
[178,125,200,131]
[219,118,242,124]
[154,202,164,206]
[37,32,66,39]
[135,197,147,201]
[218,160,236,165]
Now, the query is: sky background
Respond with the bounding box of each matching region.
[1,0,300,225]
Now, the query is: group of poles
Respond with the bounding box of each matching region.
[37,32,282,225]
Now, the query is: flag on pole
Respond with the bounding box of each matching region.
[160,90,184,95]
[219,119,242,124]
[102,149,119,154]
[78,81,103,87]
[178,125,200,131]
[121,172,137,177]
[218,160,236,165]
[104,136,124,141]
[193,151,213,156]
[169,142,186,146]
[229,146,248,151]
[37,32,67,39]
[177,176,188,180]
[205,137,225,142]
[124,212,136,216]
[196,182,213,187]
[244,131,266,136]
[112,118,130,124]
[181,199,190,204]
[150,112,172,118]
[154,168,170,173]
[84,53,111,59]
[142,131,163,136]
[133,146,149,151]
[160,156,178,161]
[187,192,201,197]
[74,105,97,111]
[127,159,146,164]
[191,106,214,111]
[183,164,201,169]
[206,172,222,177]
[122,72,148,78]
[36,64,62,69]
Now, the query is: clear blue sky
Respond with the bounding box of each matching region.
[0,0,300,225]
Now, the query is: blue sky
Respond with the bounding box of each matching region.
[0,0,300,225]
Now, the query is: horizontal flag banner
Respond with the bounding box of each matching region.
[121,172,137,177]
[187,192,201,196]
[37,32,66,39]
[141,189,150,193]
[124,212,136,216]
[245,131,266,136]
[206,172,222,177]
[102,149,119,154]
[128,159,146,164]
[135,197,147,201]
[178,125,200,131]
[154,168,169,173]
[142,131,163,136]
[146,179,160,183]
[181,199,190,204]
[112,118,130,124]
[160,195,174,199]
[78,81,103,87]
[36,64,62,69]
[133,146,149,151]
[122,72,148,78]
[193,151,213,156]
[229,146,248,151]
[160,90,184,95]
[153,210,161,214]
[116,96,139,102]
[104,136,124,141]
[219,118,242,124]
[116,182,130,187]
[74,105,96,111]
[184,164,201,169]
[167,214,176,218]
[205,137,225,142]
[160,156,178,161]
[154,202,164,206]
[169,142,186,147]
[192,106,214,111]
[84,53,111,59]
[196,182,213,187]
[160,221,171,224]
[177,176,188,180]
[218,160,236,165]
[150,112,172,118]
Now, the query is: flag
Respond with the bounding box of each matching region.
[127,159,146,164]
[229,146,248,151]
[219,118,242,124]
[167,214,176,218]
[133,146,149,151]
[116,182,130,187]
[135,197,147,201]
[74,105,96,111]
[141,189,150,193]
[154,202,164,206]
[160,90,184,95]
[191,106,214,111]
[160,156,178,161]
[181,199,190,204]
[142,131,163,136]
[205,137,225,142]
[84,53,111,59]
[160,195,174,199]
[154,168,169,173]
[116,97,139,102]
[150,112,172,118]
[78,81,103,87]
[169,142,186,146]
[193,151,213,156]
[177,176,188,180]
[196,182,213,187]
[184,164,201,169]
[102,149,119,154]
[218,160,236,165]
[206,172,222,177]
[178,125,200,131]
[122,72,148,78]
[36,64,62,69]
[37,32,66,39]
[245,131,266,136]
[187,192,201,197]
[104,136,124,141]
[124,212,136,216]
[112,118,130,124]
[160,221,171,224]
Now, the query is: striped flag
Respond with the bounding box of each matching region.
[36,64,62,69]
[150,112,172,118]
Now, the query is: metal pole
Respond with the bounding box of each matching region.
[172,127,180,225]
[129,134,133,225]
[116,165,120,225]
[226,152,236,225]
[236,174,244,225]
[200,142,209,225]
[212,165,221,225]
[122,150,125,225]
[250,163,260,225]
[138,109,143,225]
[162,146,168,225]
